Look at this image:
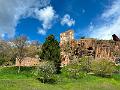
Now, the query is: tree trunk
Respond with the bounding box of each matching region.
[18,62,21,73]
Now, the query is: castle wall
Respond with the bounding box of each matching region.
[16,57,40,66]
[77,38,96,49]
[95,45,111,59]
[60,30,120,66]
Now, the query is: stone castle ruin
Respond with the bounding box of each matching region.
[60,30,120,66]
[15,30,120,66]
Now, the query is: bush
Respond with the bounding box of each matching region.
[116,65,120,74]
[79,56,92,73]
[34,61,56,83]
[61,62,86,79]
[91,59,116,77]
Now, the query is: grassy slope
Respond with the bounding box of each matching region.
[0,67,120,90]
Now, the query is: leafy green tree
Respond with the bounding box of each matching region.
[40,35,61,73]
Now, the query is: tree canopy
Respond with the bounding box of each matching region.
[40,35,61,73]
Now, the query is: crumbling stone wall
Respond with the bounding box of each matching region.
[95,45,111,59]
[60,30,120,66]
[77,38,96,49]
[15,56,40,66]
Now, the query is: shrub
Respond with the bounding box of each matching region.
[61,62,86,79]
[34,61,56,83]
[91,59,116,77]
[116,65,120,74]
[79,56,92,73]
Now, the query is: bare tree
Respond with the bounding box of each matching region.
[13,35,27,73]
[0,40,16,66]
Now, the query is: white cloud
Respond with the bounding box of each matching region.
[35,6,58,35]
[61,14,75,27]
[90,0,120,40]
[38,28,46,35]
[101,0,120,20]
[0,0,50,38]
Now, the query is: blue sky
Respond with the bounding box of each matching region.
[0,0,120,43]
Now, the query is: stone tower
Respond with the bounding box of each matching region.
[60,30,74,47]
[60,30,74,66]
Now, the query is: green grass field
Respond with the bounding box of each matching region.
[0,66,120,90]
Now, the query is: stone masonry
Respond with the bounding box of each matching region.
[60,30,120,66]
[15,56,40,66]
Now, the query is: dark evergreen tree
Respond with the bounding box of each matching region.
[40,35,61,73]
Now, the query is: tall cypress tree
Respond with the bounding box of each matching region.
[40,35,61,73]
